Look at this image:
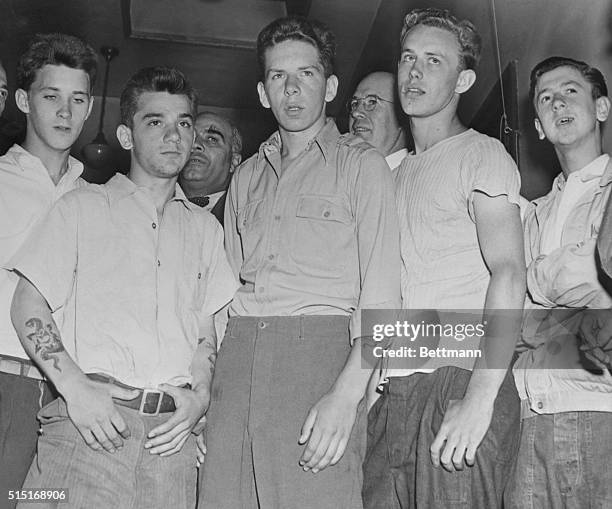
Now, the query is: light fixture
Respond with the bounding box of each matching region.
[82,46,119,170]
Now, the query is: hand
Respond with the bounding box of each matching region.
[144,385,209,456]
[430,398,494,472]
[298,390,359,473]
[578,309,612,369]
[63,377,139,453]
[196,432,206,467]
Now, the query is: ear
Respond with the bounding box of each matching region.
[534,117,546,141]
[596,96,611,123]
[116,124,134,150]
[455,69,476,94]
[230,153,242,172]
[85,95,94,120]
[324,74,339,103]
[257,82,271,109]
[15,89,30,114]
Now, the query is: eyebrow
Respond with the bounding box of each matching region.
[537,80,584,96]
[203,126,226,141]
[141,112,194,120]
[40,86,89,95]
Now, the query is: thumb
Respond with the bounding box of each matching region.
[109,385,140,401]
[158,383,183,398]
[298,408,317,445]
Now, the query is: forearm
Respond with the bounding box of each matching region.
[10,276,87,395]
[190,319,217,402]
[466,265,525,403]
[329,338,371,405]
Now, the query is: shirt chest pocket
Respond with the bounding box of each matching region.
[291,195,354,277]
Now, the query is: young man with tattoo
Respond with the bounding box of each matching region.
[7,66,237,509]
[199,16,400,509]
[362,9,525,508]
[0,34,96,506]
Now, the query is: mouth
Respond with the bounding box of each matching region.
[351,125,371,135]
[285,104,304,115]
[555,116,574,127]
[53,125,72,133]
[401,86,425,97]
[188,155,209,165]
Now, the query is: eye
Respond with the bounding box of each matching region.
[301,70,314,77]
[566,87,577,94]
[44,94,57,100]
[0,90,7,99]
[179,120,192,129]
[73,97,85,104]
[428,56,441,65]
[540,95,551,104]
[205,135,219,145]
[271,72,284,80]
[364,96,378,109]
[401,53,416,63]
[148,119,161,126]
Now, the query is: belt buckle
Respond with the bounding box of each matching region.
[139,389,163,416]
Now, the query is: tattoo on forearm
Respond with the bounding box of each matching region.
[25,318,64,371]
[208,351,217,377]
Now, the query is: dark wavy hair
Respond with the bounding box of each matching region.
[400,8,481,71]
[17,33,97,92]
[257,16,336,79]
[529,56,608,107]
[119,66,198,128]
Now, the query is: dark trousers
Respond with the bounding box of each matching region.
[0,372,55,509]
[362,367,520,509]
[200,316,366,509]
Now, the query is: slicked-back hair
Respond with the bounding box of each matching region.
[17,33,98,92]
[256,16,336,79]
[529,56,608,108]
[120,66,198,128]
[401,8,481,71]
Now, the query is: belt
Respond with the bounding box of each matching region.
[0,354,44,380]
[86,373,189,416]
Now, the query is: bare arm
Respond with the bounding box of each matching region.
[11,276,139,452]
[430,193,526,471]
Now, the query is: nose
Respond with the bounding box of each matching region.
[350,100,366,119]
[284,74,299,96]
[552,93,566,110]
[57,99,72,119]
[192,134,204,152]
[164,124,181,143]
[409,59,423,80]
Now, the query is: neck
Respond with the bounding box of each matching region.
[382,128,407,157]
[22,134,71,186]
[410,110,466,154]
[128,169,177,217]
[278,115,327,159]
[555,135,603,178]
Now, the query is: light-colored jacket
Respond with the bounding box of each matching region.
[514,156,612,417]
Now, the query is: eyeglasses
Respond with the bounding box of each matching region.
[347,94,393,113]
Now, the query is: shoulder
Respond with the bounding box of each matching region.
[335,133,389,173]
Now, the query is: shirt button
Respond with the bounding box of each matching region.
[323,211,330,218]
[197,272,202,279]
[157,260,160,267]
[258,321,267,329]
[537,402,543,409]
[152,222,157,229]
[268,254,275,260]
[274,215,281,221]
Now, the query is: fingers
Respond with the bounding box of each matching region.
[90,422,119,453]
[147,412,182,440]
[146,419,191,453]
[109,386,140,401]
[110,411,131,439]
[75,427,102,451]
[154,429,191,457]
[299,422,323,469]
[429,431,444,468]
[196,433,207,466]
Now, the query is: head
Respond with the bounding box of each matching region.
[0,60,7,117]
[179,111,242,196]
[397,8,480,119]
[530,56,610,149]
[256,16,338,135]
[116,66,197,180]
[349,71,405,156]
[15,33,97,153]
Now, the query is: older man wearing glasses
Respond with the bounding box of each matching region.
[349,71,408,170]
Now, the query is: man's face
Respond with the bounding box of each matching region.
[180,112,235,194]
[118,91,194,180]
[533,65,609,148]
[0,64,8,116]
[349,73,400,155]
[257,39,337,135]
[17,64,93,151]
[397,24,468,119]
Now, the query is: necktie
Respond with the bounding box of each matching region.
[189,196,210,208]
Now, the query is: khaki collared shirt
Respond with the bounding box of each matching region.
[9,173,238,387]
[224,120,400,338]
[0,144,86,364]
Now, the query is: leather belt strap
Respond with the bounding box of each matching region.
[0,354,44,380]
[86,373,189,415]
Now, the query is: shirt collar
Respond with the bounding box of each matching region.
[259,118,340,166]
[554,154,610,190]
[7,144,84,184]
[106,173,192,208]
[385,148,408,170]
